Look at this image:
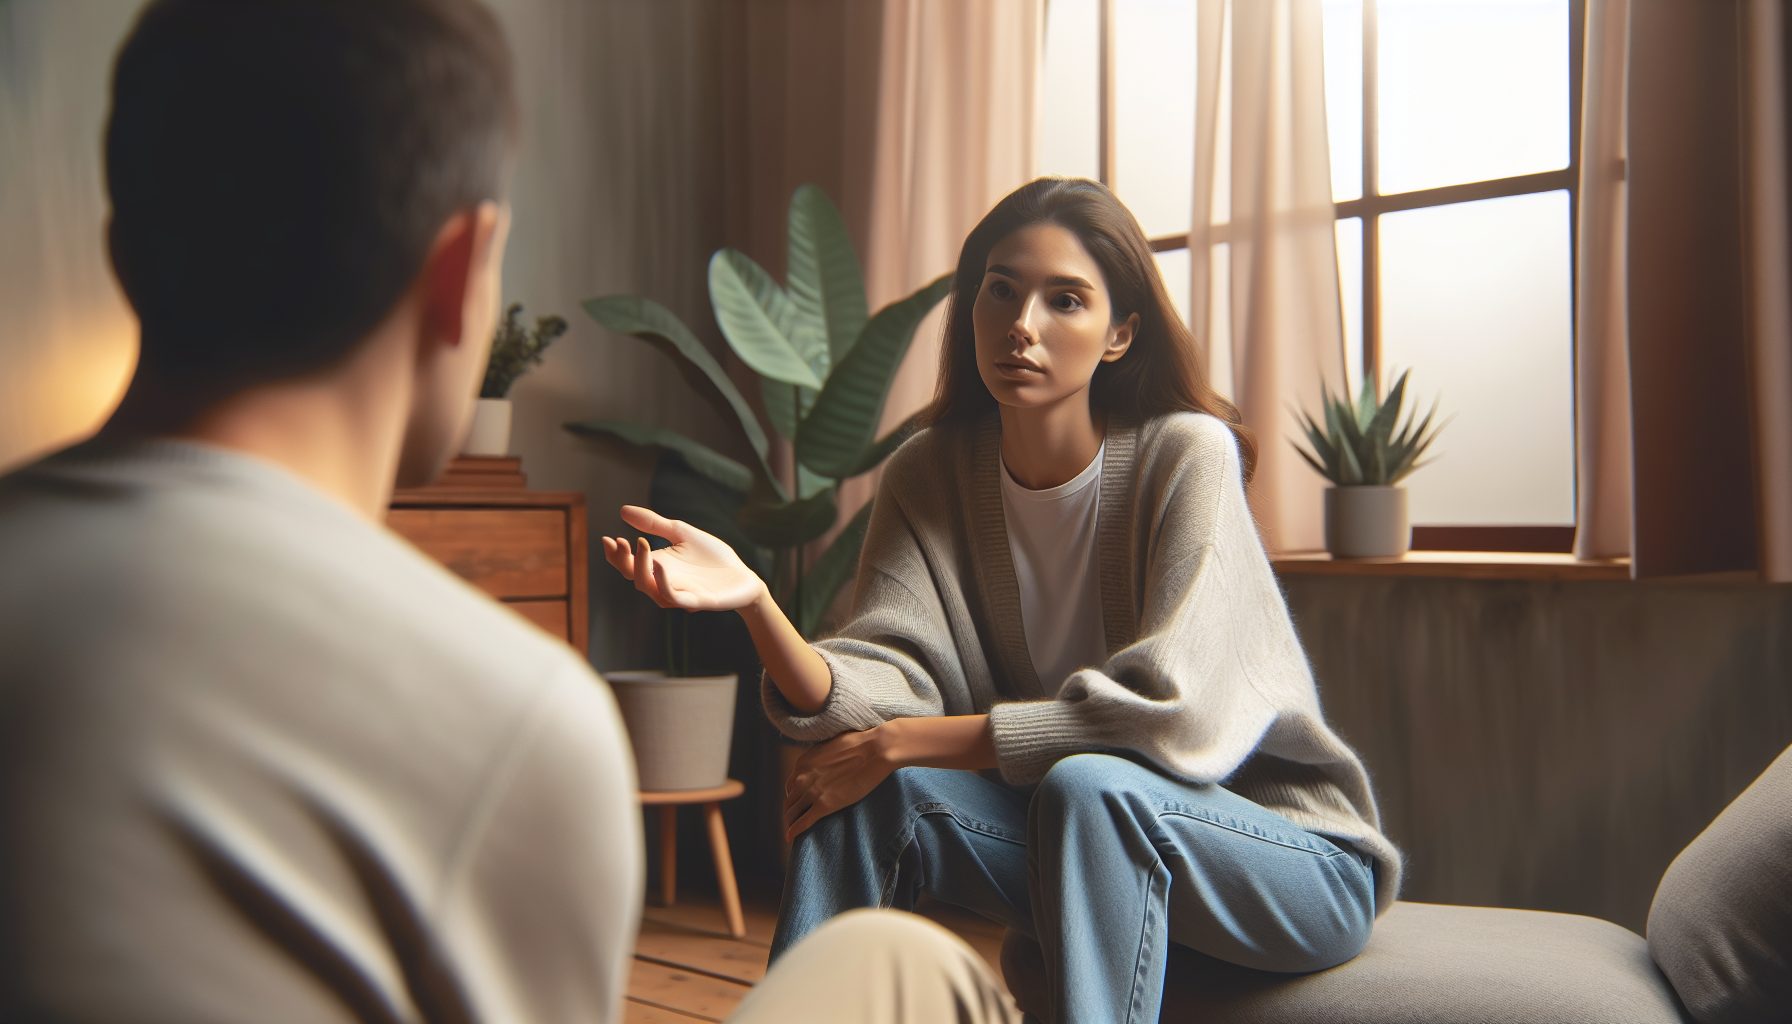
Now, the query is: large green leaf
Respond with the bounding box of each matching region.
[844,413,924,478]
[581,295,782,500]
[795,274,951,479]
[709,249,824,389]
[647,450,770,582]
[798,498,873,637]
[563,420,753,494]
[737,488,838,549]
[759,378,812,441]
[786,184,869,363]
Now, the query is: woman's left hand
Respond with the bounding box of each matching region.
[782,726,895,842]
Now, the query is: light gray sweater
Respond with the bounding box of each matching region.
[764,412,1402,912]
[0,441,642,1022]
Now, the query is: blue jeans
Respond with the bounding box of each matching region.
[772,753,1376,1024]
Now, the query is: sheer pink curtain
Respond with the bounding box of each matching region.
[1191,0,1346,554]
[826,0,1041,544]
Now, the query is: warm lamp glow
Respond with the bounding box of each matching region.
[0,307,139,474]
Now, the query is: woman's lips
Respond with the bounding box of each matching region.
[994,360,1044,379]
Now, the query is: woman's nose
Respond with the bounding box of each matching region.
[1010,296,1040,346]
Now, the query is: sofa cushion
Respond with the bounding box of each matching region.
[1001,901,1690,1024]
[1648,744,1792,1024]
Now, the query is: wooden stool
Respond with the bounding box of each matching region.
[640,779,747,938]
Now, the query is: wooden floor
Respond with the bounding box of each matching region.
[625,894,1009,1022]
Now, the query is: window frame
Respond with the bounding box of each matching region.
[1097,0,1588,550]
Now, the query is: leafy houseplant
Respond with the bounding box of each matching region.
[568,185,950,637]
[464,303,568,457]
[482,303,569,399]
[1292,369,1446,557]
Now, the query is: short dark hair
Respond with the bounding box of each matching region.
[106,0,518,391]
[923,177,1257,480]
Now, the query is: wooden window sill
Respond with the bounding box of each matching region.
[1271,550,1632,581]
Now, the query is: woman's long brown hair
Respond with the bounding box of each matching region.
[921,176,1256,480]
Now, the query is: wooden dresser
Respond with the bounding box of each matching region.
[387,456,589,654]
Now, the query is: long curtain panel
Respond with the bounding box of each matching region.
[1572,0,1633,561]
[1191,0,1346,554]
[1742,0,1792,583]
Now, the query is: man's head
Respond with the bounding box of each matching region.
[105,0,518,483]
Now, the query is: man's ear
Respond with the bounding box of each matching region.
[418,202,503,352]
[1102,311,1140,363]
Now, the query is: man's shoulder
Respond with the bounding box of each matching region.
[0,440,593,714]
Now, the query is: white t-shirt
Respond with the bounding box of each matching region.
[0,440,642,1023]
[999,444,1108,696]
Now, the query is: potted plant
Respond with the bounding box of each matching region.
[463,303,568,456]
[604,611,737,792]
[1292,369,1446,558]
[567,184,949,637]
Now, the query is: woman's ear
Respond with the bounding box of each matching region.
[1102,312,1141,363]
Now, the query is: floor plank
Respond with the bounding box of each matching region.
[640,898,778,948]
[628,958,753,1023]
[622,998,713,1023]
[635,919,769,985]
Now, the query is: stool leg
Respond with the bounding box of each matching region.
[703,801,745,939]
[659,804,677,908]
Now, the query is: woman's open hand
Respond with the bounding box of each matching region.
[782,726,895,842]
[601,505,766,612]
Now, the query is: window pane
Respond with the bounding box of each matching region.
[1378,0,1569,196]
[1114,0,1197,237]
[1334,217,1364,398]
[1378,191,1573,524]
[1152,247,1192,329]
[1039,0,1102,180]
[1321,0,1363,202]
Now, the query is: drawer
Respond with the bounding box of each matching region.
[388,508,567,599]
[506,599,569,641]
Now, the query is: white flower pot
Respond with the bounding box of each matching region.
[461,398,513,457]
[1324,485,1411,558]
[604,670,737,792]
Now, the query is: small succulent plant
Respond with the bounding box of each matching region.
[1293,369,1445,486]
[481,303,568,399]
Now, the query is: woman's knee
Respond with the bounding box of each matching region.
[1034,753,1147,814]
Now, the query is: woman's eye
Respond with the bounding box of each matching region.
[1052,292,1085,311]
[989,280,1016,300]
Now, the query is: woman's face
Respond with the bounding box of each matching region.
[972,222,1137,414]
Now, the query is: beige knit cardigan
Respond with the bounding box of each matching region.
[764,411,1402,911]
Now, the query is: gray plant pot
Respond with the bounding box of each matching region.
[603,670,737,792]
[1324,485,1411,558]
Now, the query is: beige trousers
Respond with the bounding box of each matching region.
[727,909,1020,1024]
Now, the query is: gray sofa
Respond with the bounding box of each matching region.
[999,745,1792,1023]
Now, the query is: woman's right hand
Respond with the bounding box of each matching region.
[601,505,766,612]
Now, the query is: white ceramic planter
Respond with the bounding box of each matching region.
[604,670,737,792]
[1324,485,1411,558]
[461,398,513,457]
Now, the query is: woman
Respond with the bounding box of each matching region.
[603,177,1400,1024]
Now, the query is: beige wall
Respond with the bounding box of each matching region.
[0,1,142,474]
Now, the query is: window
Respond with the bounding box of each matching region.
[1040,0,1585,544]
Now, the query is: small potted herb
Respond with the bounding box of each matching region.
[1292,369,1446,558]
[464,303,568,456]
